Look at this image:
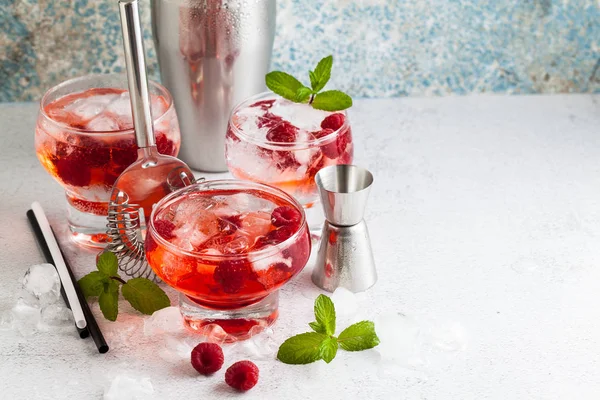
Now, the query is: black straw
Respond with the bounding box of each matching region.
[27,210,109,353]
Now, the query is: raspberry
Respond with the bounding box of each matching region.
[320,113,345,131]
[154,219,176,239]
[316,127,352,159]
[257,112,283,129]
[266,121,298,143]
[257,262,292,289]
[156,133,176,155]
[255,225,296,248]
[213,259,253,294]
[271,206,302,228]
[111,138,138,167]
[250,99,275,109]
[191,342,224,375]
[306,151,325,178]
[274,151,300,170]
[225,361,259,391]
[75,137,111,167]
[54,158,91,187]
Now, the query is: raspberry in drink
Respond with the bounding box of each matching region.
[225,92,353,207]
[34,74,180,247]
[145,180,311,339]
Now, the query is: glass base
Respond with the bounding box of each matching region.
[66,195,108,248]
[179,291,279,341]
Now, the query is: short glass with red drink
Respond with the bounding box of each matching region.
[35,74,181,247]
[145,180,311,340]
[225,92,353,228]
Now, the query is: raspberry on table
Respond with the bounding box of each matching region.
[191,342,225,375]
[320,113,345,131]
[271,206,302,228]
[225,360,259,391]
[154,219,177,240]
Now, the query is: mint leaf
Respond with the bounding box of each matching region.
[308,321,326,334]
[311,55,333,92]
[311,90,353,111]
[295,86,313,103]
[337,321,380,351]
[121,278,170,315]
[314,294,336,336]
[266,71,305,102]
[97,251,119,277]
[277,332,328,364]
[99,280,119,321]
[78,271,108,299]
[309,70,318,90]
[319,337,338,363]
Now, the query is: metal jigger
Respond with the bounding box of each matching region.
[311,165,377,292]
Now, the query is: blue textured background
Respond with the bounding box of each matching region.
[1,0,599,102]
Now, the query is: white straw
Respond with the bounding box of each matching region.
[31,202,87,329]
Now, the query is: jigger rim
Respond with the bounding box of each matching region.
[315,164,374,195]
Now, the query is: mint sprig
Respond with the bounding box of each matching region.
[78,252,170,321]
[265,55,352,112]
[277,294,379,365]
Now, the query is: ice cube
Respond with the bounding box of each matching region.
[242,326,278,360]
[22,264,61,308]
[238,212,272,239]
[0,310,14,331]
[249,246,291,272]
[270,98,330,131]
[151,95,168,119]
[105,92,132,118]
[159,334,197,363]
[86,114,120,132]
[65,94,119,121]
[10,298,42,337]
[226,193,275,214]
[103,374,155,400]
[374,313,426,368]
[143,306,184,336]
[38,303,73,331]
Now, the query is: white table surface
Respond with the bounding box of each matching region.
[1,95,600,399]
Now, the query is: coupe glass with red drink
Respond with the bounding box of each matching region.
[145,180,311,340]
[35,74,181,247]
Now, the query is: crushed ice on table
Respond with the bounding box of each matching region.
[144,306,185,336]
[375,312,467,373]
[10,298,42,337]
[103,374,155,400]
[3,264,75,336]
[240,326,278,360]
[159,333,198,363]
[21,264,61,307]
[38,303,74,332]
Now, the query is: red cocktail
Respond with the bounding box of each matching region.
[225,92,353,207]
[145,180,311,339]
[34,74,180,247]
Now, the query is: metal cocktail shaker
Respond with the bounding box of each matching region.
[151,0,276,171]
